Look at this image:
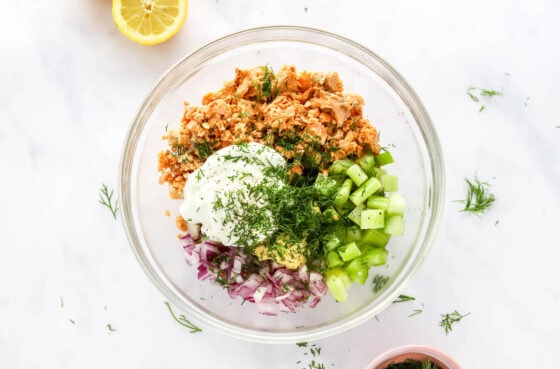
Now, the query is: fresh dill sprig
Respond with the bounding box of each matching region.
[439,310,470,335]
[467,85,503,112]
[296,342,308,347]
[99,183,119,219]
[456,176,495,214]
[106,324,116,333]
[372,274,389,293]
[422,360,439,369]
[409,309,423,317]
[393,294,416,303]
[164,301,202,333]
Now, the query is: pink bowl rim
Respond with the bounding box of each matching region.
[364,345,462,369]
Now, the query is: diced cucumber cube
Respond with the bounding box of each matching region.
[380,174,398,192]
[357,154,376,175]
[345,259,369,284]
[329,159,354,175]
[335,200,355,216]
[362,229,391,248]
[375,151,394,166]
[326,250,343,267]
[367,195,389,210]
[323,234,342,251]
[323,207,340,223]
[372,167,388,179]
[349,177,382,205]
[325,268,350,302]
[314,173,339,199]
[346,225,362,242]
[360,209,385,230]
[362,248,389,266]
[347,204,366,226]
[337,241,362,261]
[346,164,368,186]
[333,178,353,206]
[384,215,405,236]
[387,193,406,215]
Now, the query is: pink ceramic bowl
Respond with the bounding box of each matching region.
[364,345,462,369]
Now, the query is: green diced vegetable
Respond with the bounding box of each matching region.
[367,195,389,210]
[346,225,362,242]
[349,177,382,205]
[384,215,404,236]
[346,164,368,186]
[362,229,391,248]
[314,173,339,199]
[334,178,353,206]
[323,207,340,223]
[372,167,387,179]
[375,151,394,166]
[362,248,388,266]
[345,259,369,284]
[326,250,343,267]
[329,159,354,175]
[347,204,366,226]
[325,268,350,302]
[380,174,398,192]
[360,209,385,229]
[387,193,406,215]
[323,234,342,251]
[357,153,376,175]
[337,241,362,261]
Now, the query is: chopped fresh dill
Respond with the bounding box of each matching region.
[69,319,75,324]
[439,310,470,334]
[193,141,215,159]
[372,274,390,293]
[409,309,423,317]
[386,359,441,369]
[296,342,308,347]
[99,183,119,220]
[258,65,278,102]
[467,85,503,111]
[59,296,64,309]
[480,88,503,97]
[106,324,116,332]
[393,294,416,303]
[164,301,202,333]
[466,86,480,102]
[456,176,495,214]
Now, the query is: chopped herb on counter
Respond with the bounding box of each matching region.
[107,324,116,333]
[69,319,75,324]
[467,85,503,111]
[393,294,415,303]
[164,301,202,333]
[409,309,423,317]
[59,296,64,309]
[439,310,470,334]
[99,183,119,219]
[456,176,495,214]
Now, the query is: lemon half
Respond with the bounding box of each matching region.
[112,0,188,46]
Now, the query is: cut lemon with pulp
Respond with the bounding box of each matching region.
[112,0,188,46]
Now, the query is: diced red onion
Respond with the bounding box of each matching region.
[180,238,327,315]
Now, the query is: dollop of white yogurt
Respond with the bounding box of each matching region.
[179,142,286,247]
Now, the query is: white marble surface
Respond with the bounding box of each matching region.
[2,0,560,368]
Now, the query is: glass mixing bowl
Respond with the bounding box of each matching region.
[119,26,445,343]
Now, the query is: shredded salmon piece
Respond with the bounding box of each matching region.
[158,65,380,199]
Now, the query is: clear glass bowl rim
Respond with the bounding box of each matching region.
[119,25,445,343]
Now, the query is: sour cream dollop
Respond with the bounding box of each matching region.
[179,142,286,247]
